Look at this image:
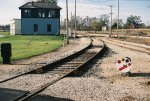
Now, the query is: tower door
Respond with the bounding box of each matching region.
[33,24,38,32]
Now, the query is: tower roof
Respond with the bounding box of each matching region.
[19,2,62,9]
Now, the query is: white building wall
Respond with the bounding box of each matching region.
[10,19,21,35]
[10,20,15,35]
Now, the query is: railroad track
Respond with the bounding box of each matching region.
[0,38,107,101]
[0,38,91,83]
[102,38,150,54]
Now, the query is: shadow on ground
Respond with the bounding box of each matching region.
[30,95,73,101]
[130,73,150,77]
[0,88,73,101]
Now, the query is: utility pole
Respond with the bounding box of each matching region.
[74,0,77,39]
[86,16,88,32]
[109,5,113,37]
[117,0,119,38]
[71,12,73,37]
[66,0,69,44]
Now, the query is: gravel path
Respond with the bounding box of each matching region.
[39,38,150,101]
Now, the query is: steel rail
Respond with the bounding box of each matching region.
[109,39,149,49]
[103,39,150,54]
[67,41,107,76]
[15,40,107,101]
[0,38,92,83]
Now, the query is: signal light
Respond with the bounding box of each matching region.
[117,60,121,64]
[128,63,131,66]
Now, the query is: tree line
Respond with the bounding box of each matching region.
[0,25,10,31]
[61,14,148,32]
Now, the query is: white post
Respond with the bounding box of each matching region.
[109,5,113,37]
[74,0,77,39]
[117,0,119,38]
[66,0,69,44]
[71,12,73,37]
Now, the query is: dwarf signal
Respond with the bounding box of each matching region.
[115,57,132,74]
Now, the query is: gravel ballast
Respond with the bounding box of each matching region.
[39,38,150,101]
[0,37,149,101]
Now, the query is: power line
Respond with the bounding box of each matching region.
[81,0,150,3]
[124,0,150,1]
[78,0,110,3]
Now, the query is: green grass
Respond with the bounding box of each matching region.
[0,35,64,63]
[0,31,10,36]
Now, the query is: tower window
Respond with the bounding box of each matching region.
[48,10,55,17]
[24,9,31,17]
[42,9,46,17]
[38,9,41,17]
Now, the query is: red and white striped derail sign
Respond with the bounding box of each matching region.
[115,57,132,73]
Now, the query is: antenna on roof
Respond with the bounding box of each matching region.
[32,1,33,5]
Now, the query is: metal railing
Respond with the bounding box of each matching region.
[27,32,37,45]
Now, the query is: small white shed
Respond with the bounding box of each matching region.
[10,19,21,35]
[102,26,107,31]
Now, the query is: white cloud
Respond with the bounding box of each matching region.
[0,1,22,25]
[58,1,110,20]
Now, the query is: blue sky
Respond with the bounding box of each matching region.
[0,0,150,25]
